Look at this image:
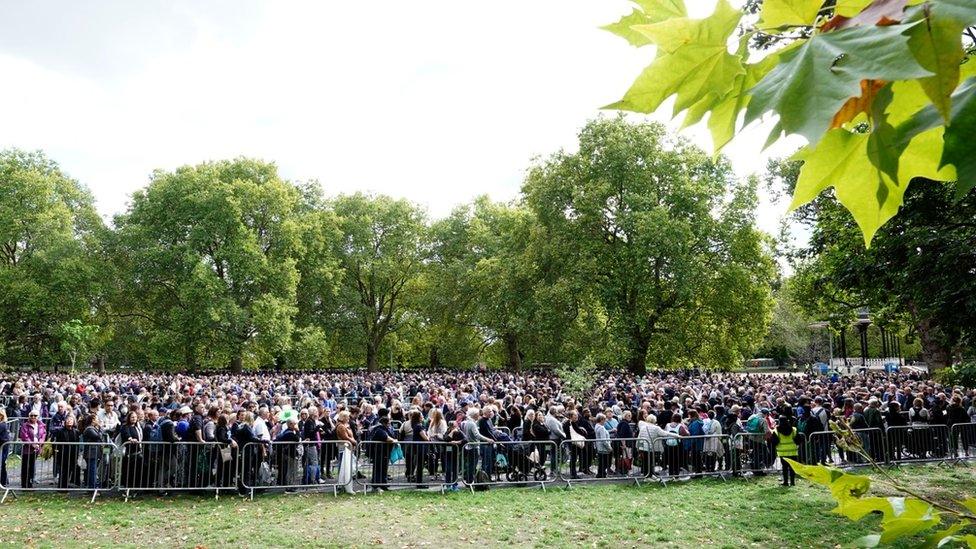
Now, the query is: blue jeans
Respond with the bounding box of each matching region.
[304,464,320,485]
[86,456,99,489]
[479,445,495,475]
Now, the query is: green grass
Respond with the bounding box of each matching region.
[0,464,973,548]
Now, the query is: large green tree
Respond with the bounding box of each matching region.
[329,194,427,371]
[524,118,775,374]
[113,159,302,371]
[428,196,584,370]
[0,149,106,368]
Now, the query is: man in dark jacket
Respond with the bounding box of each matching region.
[367,416,397,490]
[274,418,301,488]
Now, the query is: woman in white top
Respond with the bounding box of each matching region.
[426,408,448,478]
[636,411,678,477]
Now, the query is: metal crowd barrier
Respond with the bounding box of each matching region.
[240,441,353,499]
[643,434,731,483]
[885,424,951,464]
[0,441,118,503]
[949,423,976,462]
[558,437,648,486]
[358,440,463,493]
[807,428,886,467]
[731,432,779,476]
[460,440,557,492]
[4,418,21,442]
[118,441,236,499]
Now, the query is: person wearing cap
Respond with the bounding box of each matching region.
[273,418,301,488]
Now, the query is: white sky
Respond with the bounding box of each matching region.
[0,0,803,236]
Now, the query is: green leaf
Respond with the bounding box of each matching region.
[963,497,976,515]
[879,497,940,545]
[683,41,780,151]
[866,76,970,183]
[835,496,894,521]
[905,2,974,122]
[941,79,976,197]
[634,0,686,19]
[835,0,874,17]
[759,0,825,30]
[783,459,872,502]
[792,117,952,245]
[857,534,882,547]
[603,9,657,47]
[608,0,744,115]
[603,1,688,47]
[921,520,970,549]
[746,23,932,146]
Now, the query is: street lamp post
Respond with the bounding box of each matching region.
[856,308,871,372]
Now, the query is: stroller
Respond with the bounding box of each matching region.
[494,432,547,482]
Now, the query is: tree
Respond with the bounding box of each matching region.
[57,319,99,370]
[791,179,976,368]
[289,181,342,369]
[428,197,583,370]
[113,159,302,371]
[329,194,427,371]
[604,0,976,245]
[0,149,105,368]
[523,117,775,374]
[756,281,823,365]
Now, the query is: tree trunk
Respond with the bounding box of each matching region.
[429,345,441,368]
[915,317,951,370]
[504,333,522,371]
[908,301,952,370]
[627,344,648,375]
[366,343,379,372]
[229,354,243,374]
[95,355,105,373]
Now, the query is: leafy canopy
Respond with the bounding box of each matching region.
[604,0,976,245]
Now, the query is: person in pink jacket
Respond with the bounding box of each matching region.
[18,411,47,488]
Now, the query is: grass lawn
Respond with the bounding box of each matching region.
[0,463,972,548]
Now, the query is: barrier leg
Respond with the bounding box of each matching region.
[90,489,98,504]
[1,489,10,503]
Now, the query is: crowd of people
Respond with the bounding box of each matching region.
[0,367,973,493]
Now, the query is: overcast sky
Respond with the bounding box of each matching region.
[0,0,802,235]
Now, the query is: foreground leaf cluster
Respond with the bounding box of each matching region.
[605,0,976,245]
[785,458,976,546]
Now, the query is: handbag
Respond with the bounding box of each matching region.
[390,443,404,464]
[570,427,585,449]
[258,461,273,485]
[220,446,233,463]
[77,455,87,469]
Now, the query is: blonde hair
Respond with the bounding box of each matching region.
[0,409,6,422]
[336,410,350,423]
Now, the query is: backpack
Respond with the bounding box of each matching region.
[665,423,681,446]
[149,418,165,442]
[746,415,765,434]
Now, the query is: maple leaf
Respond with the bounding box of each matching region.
[831,79,887,128]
